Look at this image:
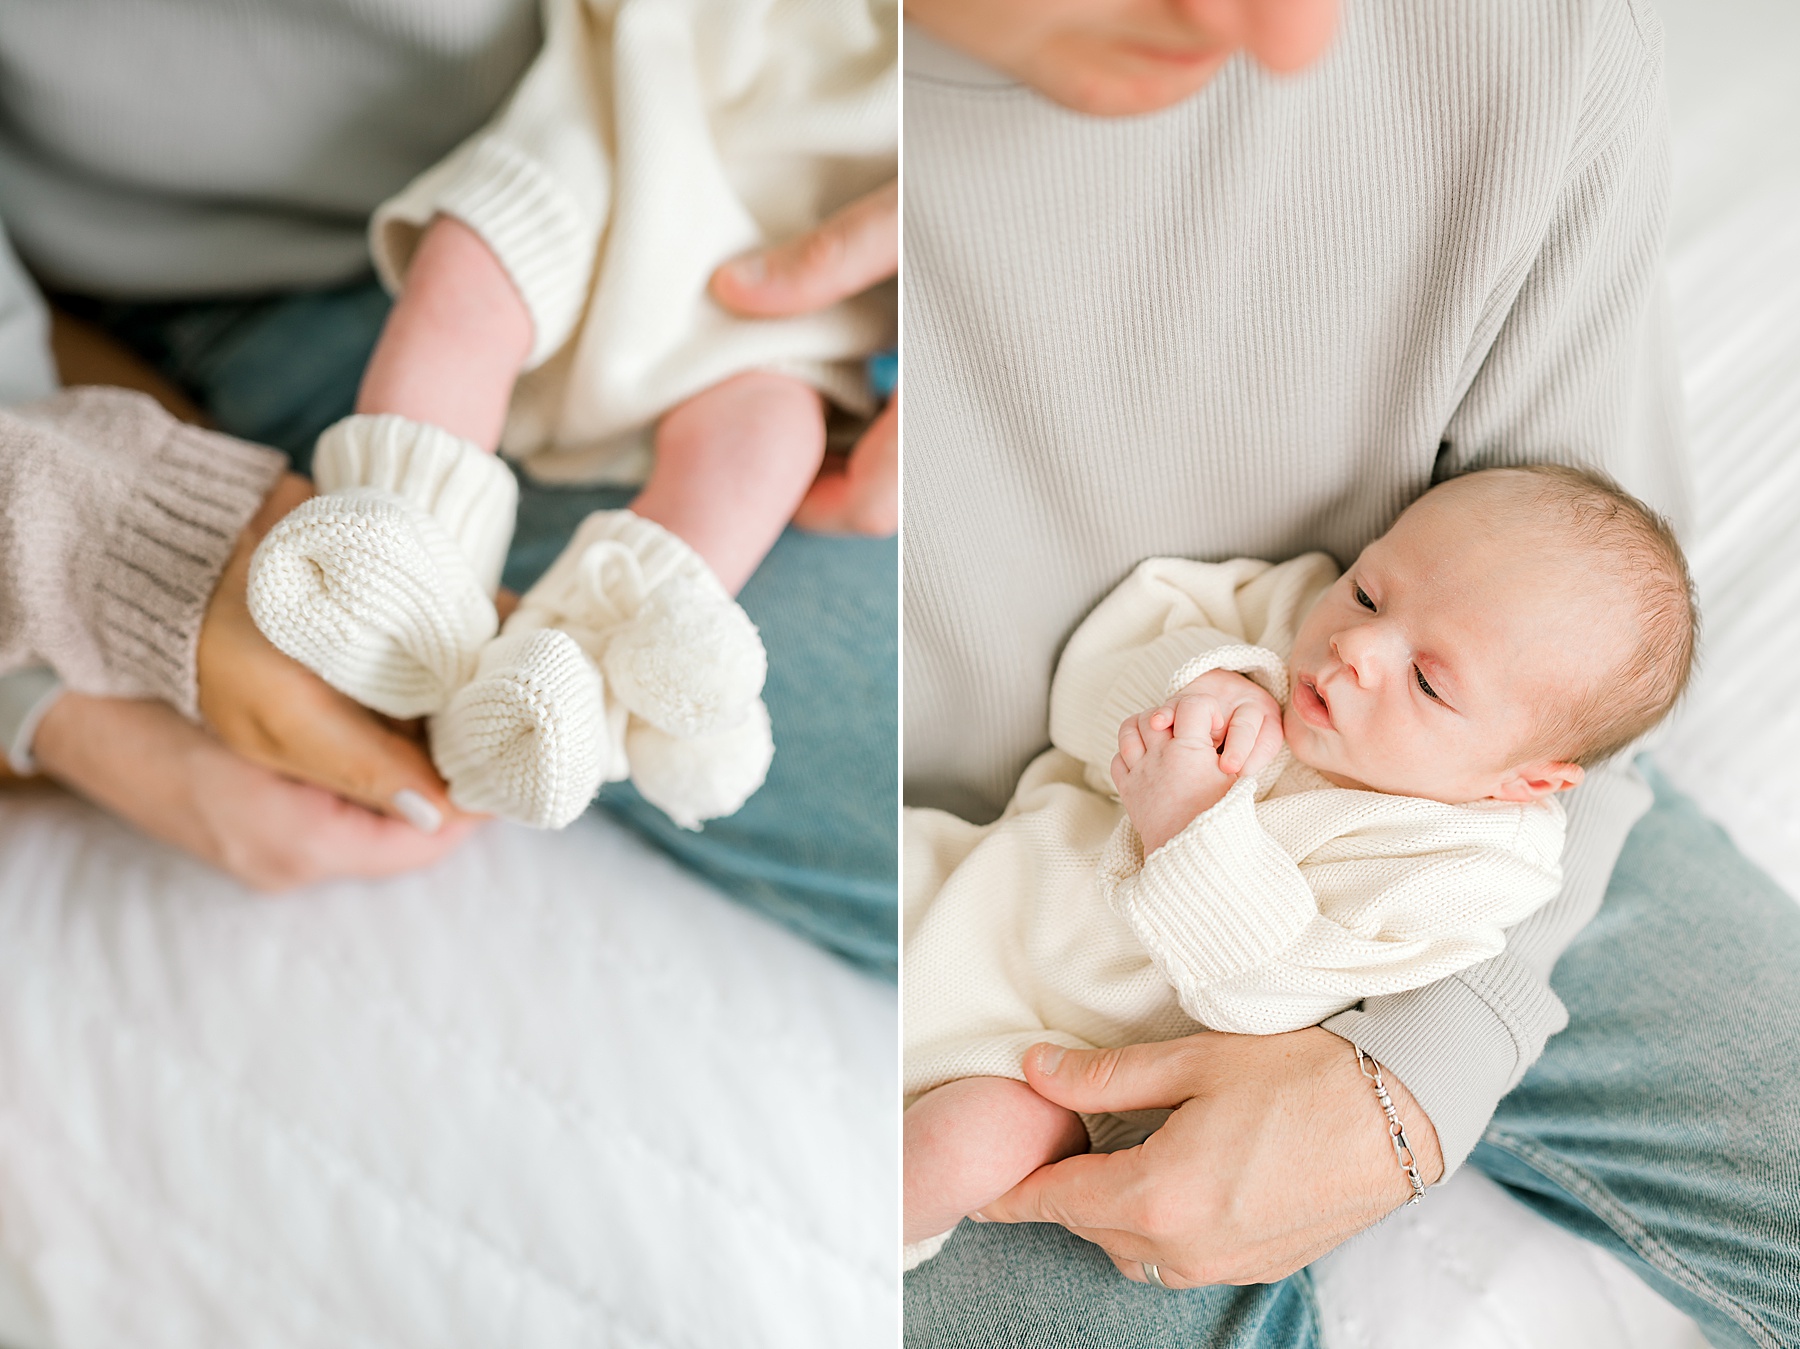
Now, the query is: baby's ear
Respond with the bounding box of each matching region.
[1491,760,1585,803]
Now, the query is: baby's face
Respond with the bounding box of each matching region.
[1284,482,1624,803]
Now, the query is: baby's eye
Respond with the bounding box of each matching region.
[1353,583,1375,611]
[1415,666,1441,701]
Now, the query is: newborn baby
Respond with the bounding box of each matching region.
[902,465,1697,1266]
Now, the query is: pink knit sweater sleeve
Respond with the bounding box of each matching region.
[0,387,285,718]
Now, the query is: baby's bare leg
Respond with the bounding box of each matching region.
[905,1076,1089,1246]
[632,371,826,594]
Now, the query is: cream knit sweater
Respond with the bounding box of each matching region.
[370,0,897,484]
[903,0,1683,1171]
[905,555,1564,1113]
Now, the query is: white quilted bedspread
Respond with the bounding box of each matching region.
[0,799,896,1348]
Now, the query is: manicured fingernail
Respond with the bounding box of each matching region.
[969,1212,990,1223]
[1036,1045,1065,1076]
[725,253,766,284]
[392,789,442,834]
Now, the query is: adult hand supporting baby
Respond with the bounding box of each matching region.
[194,470,477,836]
[33,692,477,891]
[34,468,479,889]
[978,1029,1445,1287]
[710,180,898,536]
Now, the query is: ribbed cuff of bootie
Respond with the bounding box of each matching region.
[508,510,767,738]
[314,414,518,592]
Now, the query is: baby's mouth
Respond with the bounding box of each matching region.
[1295,675,1334,728]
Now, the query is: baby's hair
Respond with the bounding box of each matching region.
[1441,463,1699,767]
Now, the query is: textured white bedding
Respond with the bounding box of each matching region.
[0,798,896,1348]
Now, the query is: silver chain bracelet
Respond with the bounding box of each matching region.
[1355,1045,1427,1205]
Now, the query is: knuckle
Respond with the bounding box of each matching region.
[1078,1045,1128,1092]
[795,224,850,280]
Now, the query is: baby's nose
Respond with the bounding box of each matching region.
[1331,624,1396,686]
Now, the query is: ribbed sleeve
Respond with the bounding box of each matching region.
[313,414,519,592]
[0,389,285,717]
[373,0,896,480]
[1048,554,1334,782]
[371,0,610,370]
[1102,781,1319,989]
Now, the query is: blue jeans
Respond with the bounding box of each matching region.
[905,765,1800,1348]
[69,280,898,977]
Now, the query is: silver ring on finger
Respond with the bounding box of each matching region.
[1142,1262,1170,1289]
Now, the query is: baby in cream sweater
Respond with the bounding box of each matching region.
[240,0,895,831]
[903,465,1697,1266]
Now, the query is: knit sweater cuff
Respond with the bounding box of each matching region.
[1101,778,1316,989]
[372,135,598,370]
[108,418,286,717]
[1165,645,1291,704]
[1320,949,1568,1177]
[313,415,518,592]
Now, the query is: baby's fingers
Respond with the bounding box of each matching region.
[1117,715,1149,769]
[1240,712,1288,778]
[1218,708,1264,774]
[1168,695,1221,747]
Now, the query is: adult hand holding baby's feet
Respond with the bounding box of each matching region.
[199,471,476,837]
[1111,670,1285,854]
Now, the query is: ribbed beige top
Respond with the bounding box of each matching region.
[902,0,1685,1170]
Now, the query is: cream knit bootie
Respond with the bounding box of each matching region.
[433,509,772,829]
[430,628,614,829]
[247,415,517,718]
[507,510,767,737]
[625,700,774,831]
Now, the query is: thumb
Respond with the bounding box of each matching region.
[710,180,897,318]
[243,673,473,834]
[1021,1038,1213,1115]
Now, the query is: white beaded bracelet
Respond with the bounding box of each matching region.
[1355,1045,1427,1205]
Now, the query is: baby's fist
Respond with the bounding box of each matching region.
[1168,669,1285,777]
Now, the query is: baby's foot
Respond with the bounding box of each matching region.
[246,415,517,718]
[430,628,612,829]
[508,510,766,737]
[904,1076,1088,1269]
[1110,698,1236,855]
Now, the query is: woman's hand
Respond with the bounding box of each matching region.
[978,1027,1445,1287]
[710,180,898,535]
[33,693,477,890]
[196,471,474,831]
